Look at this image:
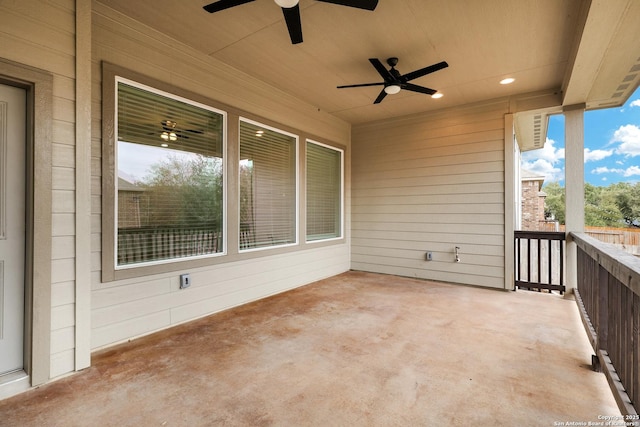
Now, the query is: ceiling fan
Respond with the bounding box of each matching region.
[337,57,449,104]
[155,120,204,142]
[202,0,378,44]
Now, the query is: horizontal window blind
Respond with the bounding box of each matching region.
[116,80,225,267]
[239,120,297,250]
[306,141,342,241]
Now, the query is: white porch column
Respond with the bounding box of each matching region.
[563,104,586,295]
[504,113,516,290]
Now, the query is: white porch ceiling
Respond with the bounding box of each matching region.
[100,0,640,137]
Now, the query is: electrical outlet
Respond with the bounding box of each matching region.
[179,273,191,289]
[426,252,433,261]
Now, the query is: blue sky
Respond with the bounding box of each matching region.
[521,86,640,186]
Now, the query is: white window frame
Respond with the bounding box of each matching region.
[238,117,299,253]
[113,76,228,270]
[305,139,344,243]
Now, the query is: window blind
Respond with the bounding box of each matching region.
[239,120,297,250]
[306,141,342,241]
[116,80,225,266]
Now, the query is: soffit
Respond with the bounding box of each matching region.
[562,0,640,110]
[98,0,582,125]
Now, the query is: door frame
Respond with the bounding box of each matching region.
[0,58,53,390]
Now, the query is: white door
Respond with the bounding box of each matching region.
[0,83,26,376]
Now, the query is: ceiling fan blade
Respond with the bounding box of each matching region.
[282,4,303,44]
[203,0,255,13]
[401,61,449,82]
[402,83,437,95]
[337,82,384,89]
[316,0,378,10]
[369,58,394,82]
[373,89,387,104]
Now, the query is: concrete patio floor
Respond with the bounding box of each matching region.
[0,271,620,426]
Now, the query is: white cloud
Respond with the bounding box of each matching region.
[584,148,613,162]
[630,99,640,108]
[521,138,565,181]
[522,138,564,163]
[522,158,563,182]
[592,166,623,175]
[590,165,640,177]
[612,124,640,157]
[623,165,640,177]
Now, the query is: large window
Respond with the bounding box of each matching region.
[239,119,298,250]
[115,79,225,267]
[103,65,345,281]
[306,140,343,241]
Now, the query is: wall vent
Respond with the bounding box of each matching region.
[611,58,640,100]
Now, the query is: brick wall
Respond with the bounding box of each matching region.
[521,179,546,231]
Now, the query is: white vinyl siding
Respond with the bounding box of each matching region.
[351,101,507,289]
[91,3,350,350]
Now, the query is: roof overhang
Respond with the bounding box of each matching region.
[516,0,640,153]
[512,91,562,152]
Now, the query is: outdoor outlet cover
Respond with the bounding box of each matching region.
[426,252,433,261]
[180,273,191,289]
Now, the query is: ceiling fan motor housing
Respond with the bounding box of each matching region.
[337,57,449,104]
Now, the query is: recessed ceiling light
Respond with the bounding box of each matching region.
[500,78,515,85]
[431,93,443,99]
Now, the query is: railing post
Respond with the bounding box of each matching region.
[514,236,520,283]
[527,238,531,285]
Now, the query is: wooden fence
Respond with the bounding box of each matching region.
[540,223,640,256]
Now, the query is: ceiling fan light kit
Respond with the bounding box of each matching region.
[337,57,448,104]
[274,0,299,7]
[384,85,401,95]
[203,0,378,44]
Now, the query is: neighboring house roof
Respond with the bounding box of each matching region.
[521,169,545,184]
[118,177,145,192]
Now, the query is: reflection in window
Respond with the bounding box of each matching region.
[239,120,297,250]
[116,80,225,266]
[306,141,343,241]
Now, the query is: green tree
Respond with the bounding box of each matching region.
[584,183,622,227]
[543,181,565,224]
[611,182,640,227]
[541,181,639,227]
[141,154,223,228]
